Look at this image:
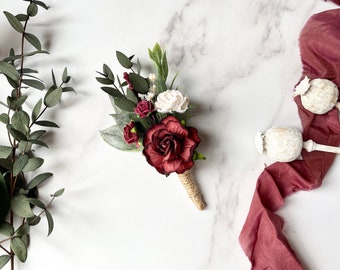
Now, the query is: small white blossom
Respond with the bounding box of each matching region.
[146,91,155,101]
[150,85,157,93]
[149,73,156,82]
[155,89,189,113]
[294,76,310,96]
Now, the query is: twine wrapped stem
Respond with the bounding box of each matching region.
[177,169,206,210]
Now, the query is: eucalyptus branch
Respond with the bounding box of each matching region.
[0,2,73,269]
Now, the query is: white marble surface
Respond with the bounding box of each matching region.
[1,0,340,269]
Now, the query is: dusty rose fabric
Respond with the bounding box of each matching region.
[331,0,340,5]
[239,9,340,270]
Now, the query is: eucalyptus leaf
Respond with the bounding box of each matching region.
[26,172,53,190]
[22,157,44,172]
[103,64,115,81]
[0,222,14,237]
[100,125,138,151]
[0,61,20,81]
[0,173,10,223]
[45,209,54,236]
[101,87,124,98]
[11,195,34,218]
[110,113,130,126]
[0,255,10,269]
[62,86,76,93]
[22,79,45,90]
[116,51,133,69]
[44,87,62,107]
[32,98,42,121]
[53,188,64,197]
[0,113,9,124]
[35,120,59,128]
[30,129,46,139]
[13,154,29,176]
[128,73,149,94]
[26,198,46,209]
[0,146,12,159]
[0,159,12,171]
[27,215,41,226]
[29,139,48,148]
[27,2,38,17]
[34,1,49,10]
[126,87,138,103]
[3,11,24,33]
[96,77,113,85]
[15,222,30,237]
[24,32,42,50]
[114,97,136,112]
[62,67,68,82]
[15,13,29,22]
[11,111,30,135]
[7,125,28,143]
[10,237,27,262]
[2,50,48,62]
[7,95,27,110]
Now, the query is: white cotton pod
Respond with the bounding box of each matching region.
[296,78,339,114]
[255,127,303,162]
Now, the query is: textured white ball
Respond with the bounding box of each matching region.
[259,127,303,162]
[301,78,338,114]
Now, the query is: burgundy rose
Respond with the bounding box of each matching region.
[143,116,201,175]
[134,100,154,118]
[123,72,134,90]
[123,121,139,146]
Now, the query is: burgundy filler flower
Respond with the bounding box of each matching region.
[134,100,154,118]
[123,72,134,90]
[124,122,139,146]
[143,116,201,175]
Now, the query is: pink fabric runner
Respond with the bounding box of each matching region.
[239,9,340,270]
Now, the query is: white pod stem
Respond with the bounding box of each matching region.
[303,139,340,154]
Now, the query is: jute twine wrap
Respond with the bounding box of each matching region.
[178,169,206,210]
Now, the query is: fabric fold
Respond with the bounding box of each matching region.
[240,9,340,270]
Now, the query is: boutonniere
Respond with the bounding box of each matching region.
[97,43,206,210]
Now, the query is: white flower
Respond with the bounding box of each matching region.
[149,73,156,82]
[146,91,155,101]
[294,76,310,96]
[155,89,189,113]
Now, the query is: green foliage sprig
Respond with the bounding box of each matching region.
[0,1,74,269]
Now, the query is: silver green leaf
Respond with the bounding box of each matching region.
[100,125,138,151]
[0,255,10,269]
[53,188,64,197]
[44,87,62,107]
[27,2,38,17]
[24,32,42,50]
[22,157,44,172]
[26,172,53,190]
[13,154,29,176]
[128,73,149,94]
[0,173,10,222]
[32,99,42,121]
[3,11,24,33]
[11,111,30,135]
[116,51,133,69]
[0,146,12,159]
[45,209,53,236]
[10,237,27,262]
[0,61,20,81]
[11,195,34,218]
[0,222,14,237]
[22,79,45,90]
